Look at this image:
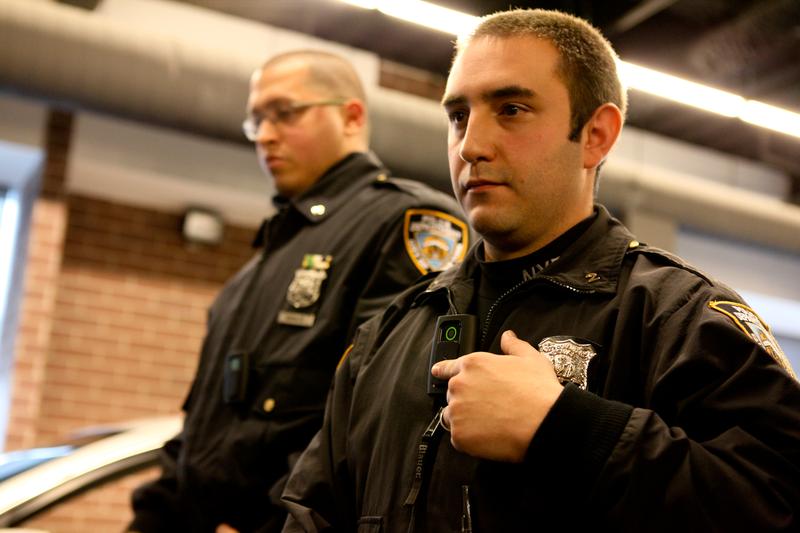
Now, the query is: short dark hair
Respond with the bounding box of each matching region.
[261,50,367,103]
[458,9,627,141]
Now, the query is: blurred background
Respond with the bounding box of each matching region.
[0,0,798,530]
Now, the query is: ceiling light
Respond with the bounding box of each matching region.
[619,61,800,139]
[337,0,800,139]
[339,0,478,35]
[617,61,744,117]
[740,100,800,139]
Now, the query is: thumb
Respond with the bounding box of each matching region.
[431,357,460,379]
[500,330,537,357]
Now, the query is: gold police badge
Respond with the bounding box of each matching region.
[537,336,597,390]
[709,300,796,379]
[277,254,332,328]
[403,209,469,275]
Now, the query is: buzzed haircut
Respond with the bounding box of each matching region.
[262,50,367,103]
[458,9,627,141]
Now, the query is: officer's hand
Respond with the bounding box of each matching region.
[216,524,239,533]
[431,330,563,462]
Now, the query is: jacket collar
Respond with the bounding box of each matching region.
[536,204,636,294]
[277,151,387,224]
[419,204,637,305]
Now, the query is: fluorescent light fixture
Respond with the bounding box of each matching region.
[619,61,800,139]
[617,61,744,117]
[337,0,800,139]
[740,100,800,139]
[339,0,478,35]
[339,0,379,8]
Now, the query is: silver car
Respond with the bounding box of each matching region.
[0,416,180,529]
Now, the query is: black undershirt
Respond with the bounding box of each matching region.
[475,210,597,347]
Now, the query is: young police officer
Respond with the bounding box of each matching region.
[282,10,800,532]
[128,50,468,532]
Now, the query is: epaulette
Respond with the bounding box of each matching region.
[627,242,715,286]
[372,174,451,201]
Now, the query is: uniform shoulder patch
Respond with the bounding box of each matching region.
[709,300,796,379]
[403,209,469,274]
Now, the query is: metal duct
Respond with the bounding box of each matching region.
[599,159,800,254]
[0,0,450,190]
[0,0,248,139]
[1,0,799,252]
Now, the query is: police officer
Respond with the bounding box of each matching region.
[282,11,800,532]
[128,50,468,532]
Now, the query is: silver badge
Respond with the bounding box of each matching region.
[279,254,333,328]
[537,336,597,390]
[286,268,328,309]
[285,254,332,310]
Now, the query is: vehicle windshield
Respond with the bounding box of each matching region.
[0,446,75,482]
[0,431,120,482]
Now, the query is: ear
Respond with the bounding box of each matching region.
[581,103,623,170]
[341,98,367,136]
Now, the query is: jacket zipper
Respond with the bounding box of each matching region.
[479,276,596,348]
[480,279,531,348]
[540,275,597,295]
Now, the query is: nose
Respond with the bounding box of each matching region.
[458,113,494,164]
[255,118,280,144]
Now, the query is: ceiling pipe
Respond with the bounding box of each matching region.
[1,0,799,252]
[0,0,451,190]
[600,159,800,253]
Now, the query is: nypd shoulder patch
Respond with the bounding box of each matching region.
[709,300,797,380]
[403,209,469,274]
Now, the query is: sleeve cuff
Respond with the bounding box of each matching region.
[524,383,633,500]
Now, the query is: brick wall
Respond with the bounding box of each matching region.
[8,194,256,531]
[6,112,259,532]
[6,196,68,451]
[31,195,255,443]
[6,110,71,451]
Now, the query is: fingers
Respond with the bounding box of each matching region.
[432,332,532,380]
[500,329,537,357]
[431,357,461,379]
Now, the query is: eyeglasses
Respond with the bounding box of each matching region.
[242,98,347,141]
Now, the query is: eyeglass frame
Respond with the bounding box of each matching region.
[242,98,348,142]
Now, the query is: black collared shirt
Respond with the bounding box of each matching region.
[476,210,597,345]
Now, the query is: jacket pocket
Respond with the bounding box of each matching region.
[357,516,383,533]
[251,363,333,419]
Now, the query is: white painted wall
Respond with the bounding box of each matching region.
[0,94,46,150]
[67,112,274,227]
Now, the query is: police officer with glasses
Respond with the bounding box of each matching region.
[129,49,468,533]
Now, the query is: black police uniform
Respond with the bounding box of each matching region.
[129,152,469,532]
[283,205,800,532]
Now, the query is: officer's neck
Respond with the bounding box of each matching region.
[483,208,595,262]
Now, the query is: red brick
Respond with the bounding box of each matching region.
[7,117,258,529]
